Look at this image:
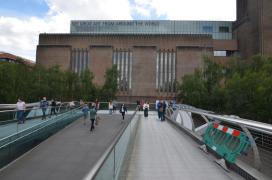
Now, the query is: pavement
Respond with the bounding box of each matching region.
[0,113,132,180]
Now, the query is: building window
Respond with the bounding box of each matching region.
[71,49,89,73]
[113,49,132,91]
[219,26,229,33]
[202,26,213,33]
[214,51,227,57]
[156,50,176,93]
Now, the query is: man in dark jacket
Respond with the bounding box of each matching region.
[162,101,167,121]
[119,104,127,121]
[50,99,57,116]
[89,104,97,132]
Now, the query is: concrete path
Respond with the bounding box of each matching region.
[0,113,132,180]
[124,112,243,180]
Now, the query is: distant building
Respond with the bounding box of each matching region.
[0,52,35,66]
[36,0,272,101]
[36,20,237,101]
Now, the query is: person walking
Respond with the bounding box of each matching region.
[50,99,57,117]
[89,104,97,132]
[82,103,89,125]
[40,97,49,120]
[143,101,149,117]
[112,100,117,113]
[162,101,167,121]
[108,100,113,115]
[119,104,127,121]
[136,100,140,111]
[95,98,100,111]
[16,98,26,124]
[157,100,163,121]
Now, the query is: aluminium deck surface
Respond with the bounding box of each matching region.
[123,112,244,180]
[0,112,132,180]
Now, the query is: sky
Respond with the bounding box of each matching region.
[0,0,236,61]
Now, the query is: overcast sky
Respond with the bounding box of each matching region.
[0,0,236,61]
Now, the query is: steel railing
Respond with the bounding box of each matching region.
[170,104,272,178]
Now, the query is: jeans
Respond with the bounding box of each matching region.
[42,108,47,119]
[17,110,24,123]
[121,112,125,120]
[90,119,95,131]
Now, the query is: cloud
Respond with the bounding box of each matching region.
[132,0,236,20]
[0,0,236,61]
[0,0,132,61]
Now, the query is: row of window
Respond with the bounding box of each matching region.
[202,26,229,33]
[71,49,89,73]
[156,50,176,93]
[112,50,133,92]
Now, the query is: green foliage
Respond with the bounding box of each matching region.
[99,65,118,101]
[177,70,208,107]
[0,63,118,104]
[177,55,272,123]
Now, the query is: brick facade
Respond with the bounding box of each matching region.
[233,0,272,58]
[37,34,226,101]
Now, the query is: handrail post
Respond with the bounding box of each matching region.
[239,125,262,171]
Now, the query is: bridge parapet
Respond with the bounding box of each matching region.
[166,104,272,180]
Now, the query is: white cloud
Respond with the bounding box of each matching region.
[132,0,236,20]
[0,0,132,61]
[0,0,236,61]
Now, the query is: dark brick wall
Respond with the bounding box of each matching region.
[36,34,225,101]
[234,0,272,58]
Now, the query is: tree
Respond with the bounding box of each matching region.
[100,65,118,101]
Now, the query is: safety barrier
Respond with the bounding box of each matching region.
[203,122,251,163]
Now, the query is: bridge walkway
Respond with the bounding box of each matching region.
[121,112,244,180]
[0,113,132,180]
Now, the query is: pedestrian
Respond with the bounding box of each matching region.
[89,103,97,132]
[162,101,167,121]
[95,98,100,111]
[50,99,57,117]
[40,97,49,120]
[79,99,84,106]
[108,100,113,115]
[119,104,127,121]
[143,101,149,117]
[16,98,26,124]
[112,100,117,113]
[136,100,140,110]
[157,100,163,121]
[82,103,89,125]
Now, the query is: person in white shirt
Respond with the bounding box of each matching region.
[108,101,113,115]
[143,101,150,117]
[16,98,26,124]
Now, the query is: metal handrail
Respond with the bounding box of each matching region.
[82,110,138,180]
[177,106,272,135]
[0,106,83,149]
[0,102,74,114]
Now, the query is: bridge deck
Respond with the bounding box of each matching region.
[122,112,243,180]
[0,113,132,180]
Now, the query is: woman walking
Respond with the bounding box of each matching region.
[143,101,149,117]
[108,100,113,115]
